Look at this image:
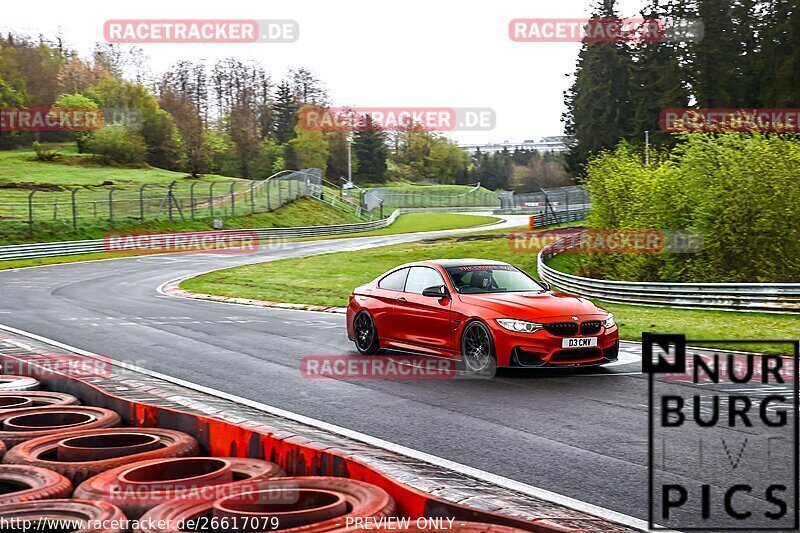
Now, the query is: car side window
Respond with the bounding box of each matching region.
[405,267,445,294]
[378,268,408,291]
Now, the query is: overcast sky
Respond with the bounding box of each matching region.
[3,0,647,144]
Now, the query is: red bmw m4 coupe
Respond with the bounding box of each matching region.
[346,259,619,375]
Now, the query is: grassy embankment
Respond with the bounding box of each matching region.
[182,229,799,353]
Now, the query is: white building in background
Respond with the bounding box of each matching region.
[459,137,570,155]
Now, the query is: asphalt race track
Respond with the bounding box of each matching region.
[0,215,792,524]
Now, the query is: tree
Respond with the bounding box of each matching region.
[272,81,297,143]
[85,124,147,165]
[353,115,388,183]
[563,0,634,173]
[52,93,99,152]
[288,109,329,170]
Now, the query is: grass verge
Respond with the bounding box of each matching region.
[0,212,499,271]
[182,230,799,353]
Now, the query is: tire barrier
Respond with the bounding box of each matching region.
[0,406,121,447]
[0,464,72,504]
[4,428,200,484]
[136,476,395,533]
[74,456,286,518]
[0,336,632,532]
[0,499,127,532]
[0,391,80,408]
[0,440,5,461]
[0,375,39,391]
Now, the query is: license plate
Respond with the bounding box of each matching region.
[561,337,598,349]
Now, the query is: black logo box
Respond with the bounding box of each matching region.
[645,333,800,531]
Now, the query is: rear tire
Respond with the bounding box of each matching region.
[353,311,380,355]
[461,321,497,378]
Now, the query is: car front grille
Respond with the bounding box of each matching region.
[550,348,603,364]
[543,322,578,336]
[580,321,602,335]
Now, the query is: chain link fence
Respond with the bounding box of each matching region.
[365,184,502,210]
[0,169,323,240]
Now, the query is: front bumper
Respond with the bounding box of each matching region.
[489,322,620,368]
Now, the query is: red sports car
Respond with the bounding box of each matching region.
[346,259,619,375]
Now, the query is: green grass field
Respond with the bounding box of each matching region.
[0,212,499,271]
[183,229,800,353]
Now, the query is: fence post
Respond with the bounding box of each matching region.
[249,181,256,214]
[278,180,282,207]
[209,182,217,218]
[229,182,236,217]
[565,189,570,222]
[139,185,147,222]
[108,188,115,229]
[168,181,176,222]
[266,179,271,211]
[27,190,35,237]
[71,189,79,231]
[190,182,197,220]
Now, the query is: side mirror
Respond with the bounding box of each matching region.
[539,281,551,291]
[422,285,449,298]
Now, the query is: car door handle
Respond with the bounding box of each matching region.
[397,297,407,303]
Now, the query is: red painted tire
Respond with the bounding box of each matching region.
[75,456,285,518]
[0,406,121,447]
[0,464,72,504]
[0,391,79,408]
[0,499,126,532]
[0,375,39,391]
[4,428,200,484]
[136,476,395,533]
[0,440,5,461]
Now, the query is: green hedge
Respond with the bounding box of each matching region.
[582,134,800,282]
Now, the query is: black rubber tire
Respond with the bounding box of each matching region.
[460,321,497,378]
[4,428,200,485]
[136,476,395,533]
[0,464,72,504]
[0,406,121,447]
[74,456,285,518]
[0,375,39,391]
[0,391,80,408]
[353,311,381,355]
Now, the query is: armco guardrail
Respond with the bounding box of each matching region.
[537,234,800,314]
[0,209,402,262]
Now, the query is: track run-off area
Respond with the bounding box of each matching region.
[2,213,786,526]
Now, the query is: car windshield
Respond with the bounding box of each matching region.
[444,265,544,294]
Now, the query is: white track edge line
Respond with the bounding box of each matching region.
[0,322,649,531]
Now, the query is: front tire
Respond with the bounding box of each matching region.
[353,311,380,355]
[460,321,497,377]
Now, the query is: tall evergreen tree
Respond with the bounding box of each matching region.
[272,81,297,144]
[563,0,635,173]
[353,115,388,183]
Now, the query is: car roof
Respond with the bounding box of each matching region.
[394,258,513,269]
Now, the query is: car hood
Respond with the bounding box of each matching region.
[458,291,605,319]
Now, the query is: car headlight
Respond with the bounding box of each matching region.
[496,319,543,333]
[603,313,615,328]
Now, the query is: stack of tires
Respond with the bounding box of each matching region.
[0,378,517,532]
